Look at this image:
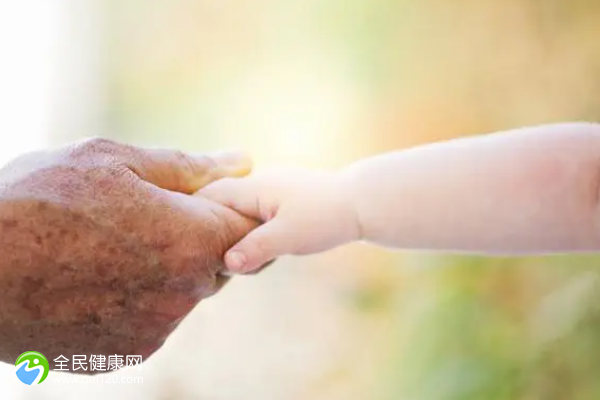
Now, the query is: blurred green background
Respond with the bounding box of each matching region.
[9,0,600,399]
[103,1,600,399]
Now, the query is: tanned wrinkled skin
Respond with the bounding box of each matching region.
[0,139,257,373]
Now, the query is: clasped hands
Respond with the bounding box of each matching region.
[0,138,289,372]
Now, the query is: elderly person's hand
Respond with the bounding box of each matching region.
[0,138,257,373]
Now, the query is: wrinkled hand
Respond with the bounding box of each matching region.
[0,138,257,373]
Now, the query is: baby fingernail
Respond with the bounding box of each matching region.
[226,251,246,270]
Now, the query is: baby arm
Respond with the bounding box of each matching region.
[201,122,600,272]
[344,122,600,253]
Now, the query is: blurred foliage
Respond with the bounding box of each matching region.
[381,255,600,400]
[105,0,600,399]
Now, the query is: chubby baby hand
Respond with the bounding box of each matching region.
[199,169,362,273]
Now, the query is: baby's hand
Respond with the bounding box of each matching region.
[199,169,362,273]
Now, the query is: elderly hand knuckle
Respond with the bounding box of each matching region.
[69,137,121,159]
[81,137,118,151]
[170,151,193,171]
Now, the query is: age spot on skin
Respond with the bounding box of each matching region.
[20,276,44,293]
[87,312,102,325]
[1,219,18,229]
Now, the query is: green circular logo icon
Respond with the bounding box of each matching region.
[15,351,49,385]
